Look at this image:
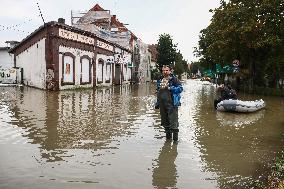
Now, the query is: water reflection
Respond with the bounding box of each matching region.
[1,81,284,188]
[192,82,284,188]
[216,110,265,127]
[152,141,178,189]
[3,85,149,163]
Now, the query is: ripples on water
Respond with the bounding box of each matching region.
[0,81,284,189]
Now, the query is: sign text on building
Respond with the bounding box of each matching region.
[97,40,114,52]
[59,28,94,45]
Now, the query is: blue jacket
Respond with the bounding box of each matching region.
[156,74,183,107]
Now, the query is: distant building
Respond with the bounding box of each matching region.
[72,4,151,83]
[0,41,18,69]
[0,47,13,69]
[148,44,158,70]
[9,20,131,90]
[0,41,19,84]
[6,41,20,49]
[135,40,151,83]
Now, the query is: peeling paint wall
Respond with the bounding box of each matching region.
[16,38,46,89]
[58,46,94,90]
[137,40,151,83]
[121,52,132,83]
[46,68,55,90]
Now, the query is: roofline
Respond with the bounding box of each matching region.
[8,22,48,53]
[0,47,10,50]
[5,40,19,44]
[9,21,132,53]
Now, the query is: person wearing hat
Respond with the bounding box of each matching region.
[155,65,183,142]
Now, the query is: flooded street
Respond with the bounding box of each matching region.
[0,80,284,189]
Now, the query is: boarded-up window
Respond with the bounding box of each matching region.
[63,55,75,84]
[97,59,104,83]
[81,57,91,84]
[106,63,111,83]
[123,64,127,81]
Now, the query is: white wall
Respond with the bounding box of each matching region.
[0,49,14,69]
[59,46,94,90]
[16,38,46,89]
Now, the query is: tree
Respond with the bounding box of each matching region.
[195,0,284,88]
[174,51,189,78]
[150,68,161,81]
[156,34,177,71]
[190,61,204,76]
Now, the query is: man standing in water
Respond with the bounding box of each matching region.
[155,65,183,142]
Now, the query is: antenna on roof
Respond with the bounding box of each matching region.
[36,1,45,24]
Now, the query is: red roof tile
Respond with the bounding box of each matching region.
[90,4,105,11]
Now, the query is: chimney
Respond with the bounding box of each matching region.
[58,18,65,24]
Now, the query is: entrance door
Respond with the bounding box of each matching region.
[114,64,121,85]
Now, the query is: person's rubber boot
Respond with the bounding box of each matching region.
[173,132,178,143]
[166,132,172,140]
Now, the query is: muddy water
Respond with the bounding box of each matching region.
[0,80,284,189]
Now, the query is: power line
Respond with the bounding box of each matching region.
[36,1,45,24]
[0,19,32,30]
[0,19,33,33]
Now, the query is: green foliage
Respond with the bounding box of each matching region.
[156,33,189,78]
[174,51,189,78]
[266,47,284,88]
[151,68,161,80]
[190,61,204,75]
[272,151,284,177]
[157,34,177,71]
[195,0,284,88]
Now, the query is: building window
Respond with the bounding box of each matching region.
[124,64,127,81]
[97,58,104,84]
[80,55,91,85]
[62,52,75,85]
[105,63,111,83]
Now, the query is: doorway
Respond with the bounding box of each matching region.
[114,64,121,85]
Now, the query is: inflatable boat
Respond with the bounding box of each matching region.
[216,99,265,113]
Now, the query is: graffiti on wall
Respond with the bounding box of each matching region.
[46,69,56,90]
[106,56,114,64]
[114,53,131,65]
[0,68,17,84]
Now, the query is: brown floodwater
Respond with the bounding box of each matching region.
[0,80,283,189]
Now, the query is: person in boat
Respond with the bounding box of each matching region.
[214,83,237,109]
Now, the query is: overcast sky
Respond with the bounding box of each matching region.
[0,0,220,62]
